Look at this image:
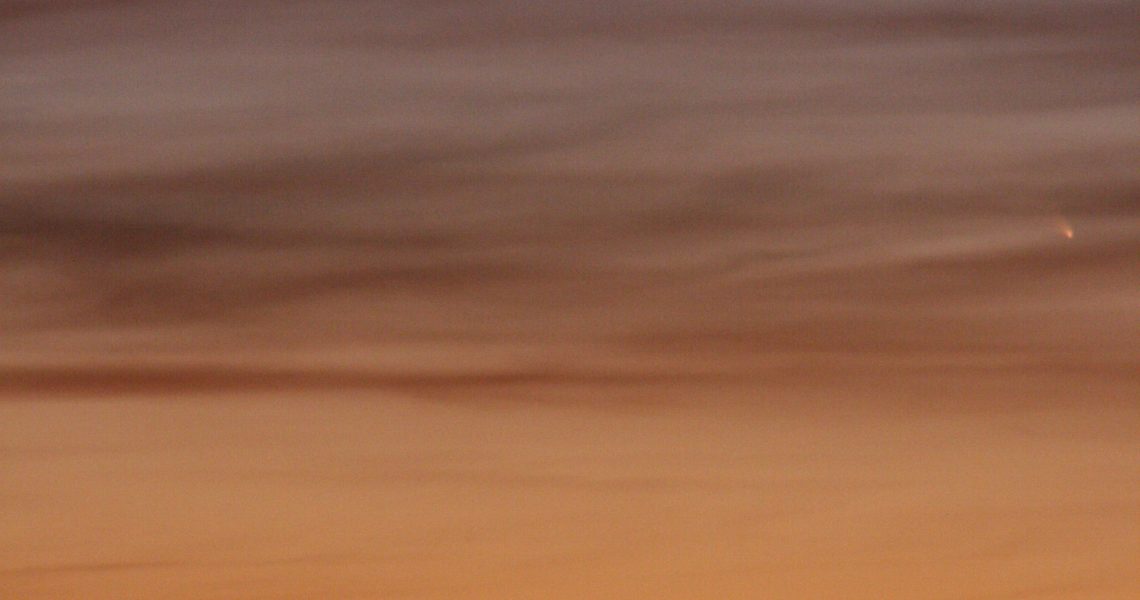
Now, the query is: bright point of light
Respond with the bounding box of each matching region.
[1054,216,1074,240]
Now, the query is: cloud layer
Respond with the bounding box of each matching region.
[1,3,1138,598]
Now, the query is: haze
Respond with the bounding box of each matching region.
[2,1,1138,598]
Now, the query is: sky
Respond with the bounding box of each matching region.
[1,1,1138,598]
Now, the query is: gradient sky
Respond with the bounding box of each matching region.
[2,1,1138,598]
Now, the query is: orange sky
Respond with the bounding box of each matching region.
[2,1,1138,598]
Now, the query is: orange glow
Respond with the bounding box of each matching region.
[2,1,1137,599]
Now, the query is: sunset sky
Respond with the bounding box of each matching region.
[2,1,1138,598]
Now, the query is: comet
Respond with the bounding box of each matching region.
[1054,216,1074,239]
